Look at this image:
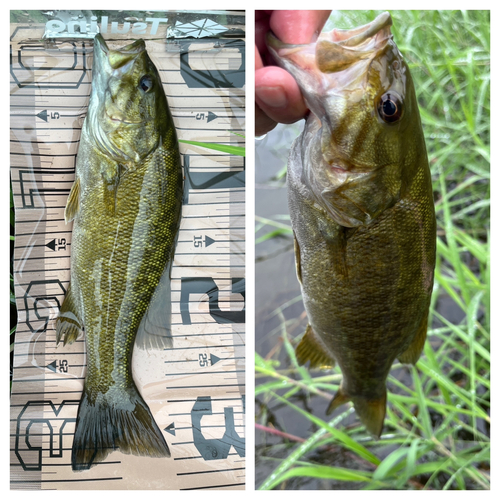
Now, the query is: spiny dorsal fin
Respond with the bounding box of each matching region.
[64,177,81,223]
[295,324,336,368]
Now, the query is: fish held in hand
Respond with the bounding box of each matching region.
[267,12,436,437]
[56,34,183,470]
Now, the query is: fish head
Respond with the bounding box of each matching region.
[87,34,170,163]
[267,12,425,224]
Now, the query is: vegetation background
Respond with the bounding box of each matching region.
[255,9,490,490]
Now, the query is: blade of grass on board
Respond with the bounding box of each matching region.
[178,139,245,156]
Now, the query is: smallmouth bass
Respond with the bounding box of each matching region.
[267,12,436,437]
[56,34,183,470]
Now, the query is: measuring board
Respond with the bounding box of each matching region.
[10,11,245,490]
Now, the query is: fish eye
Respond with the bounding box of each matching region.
[377,92,403,124]
[139,75,154,93]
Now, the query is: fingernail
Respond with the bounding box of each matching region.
[256,85,288,108]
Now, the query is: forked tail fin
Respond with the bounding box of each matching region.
[326,383,387,438]
[72,385,170,471]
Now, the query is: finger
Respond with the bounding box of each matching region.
[255,44,263,71]
[255,13,271,55]
[255,102,278,136]
[270,10,331,44]
[255,66,307,126]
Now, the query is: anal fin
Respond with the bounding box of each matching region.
[295,324,336,368]
[55,283,83,345]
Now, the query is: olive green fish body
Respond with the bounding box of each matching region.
[268,13,436,436]
[56,35,182,470]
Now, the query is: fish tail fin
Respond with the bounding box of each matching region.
[351,392,387,438]
[398,315,428,365]
[72,385,170,471]
[295,325,336,368]
[326,383,386,438]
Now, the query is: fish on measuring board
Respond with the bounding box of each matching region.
[55,34,183,471]
[267,12,436,437]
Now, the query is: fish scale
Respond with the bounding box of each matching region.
[268,12,436,437]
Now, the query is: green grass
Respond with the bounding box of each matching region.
[255,10,490,490]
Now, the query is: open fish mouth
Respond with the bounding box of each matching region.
[266,11,393,74]
[94,34,147,66]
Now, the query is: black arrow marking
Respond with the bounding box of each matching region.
[37,110,48,122]
[46,239,56,251]
[207,111,217,123]
[210,353,220,365]
[165,423,175,436]
[204,235,215,247]
[47,360,57,372]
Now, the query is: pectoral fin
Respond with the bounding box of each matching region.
[295,324,336,368]
[135,261,174,351]
[64,177,81,223]
[55,283,83,345]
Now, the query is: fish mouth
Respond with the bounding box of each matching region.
[94,34,146,69]
[104,103,142,125]
[106,111,142,125]
[266,11,393,74]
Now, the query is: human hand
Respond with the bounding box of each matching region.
[255,10,331,136]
